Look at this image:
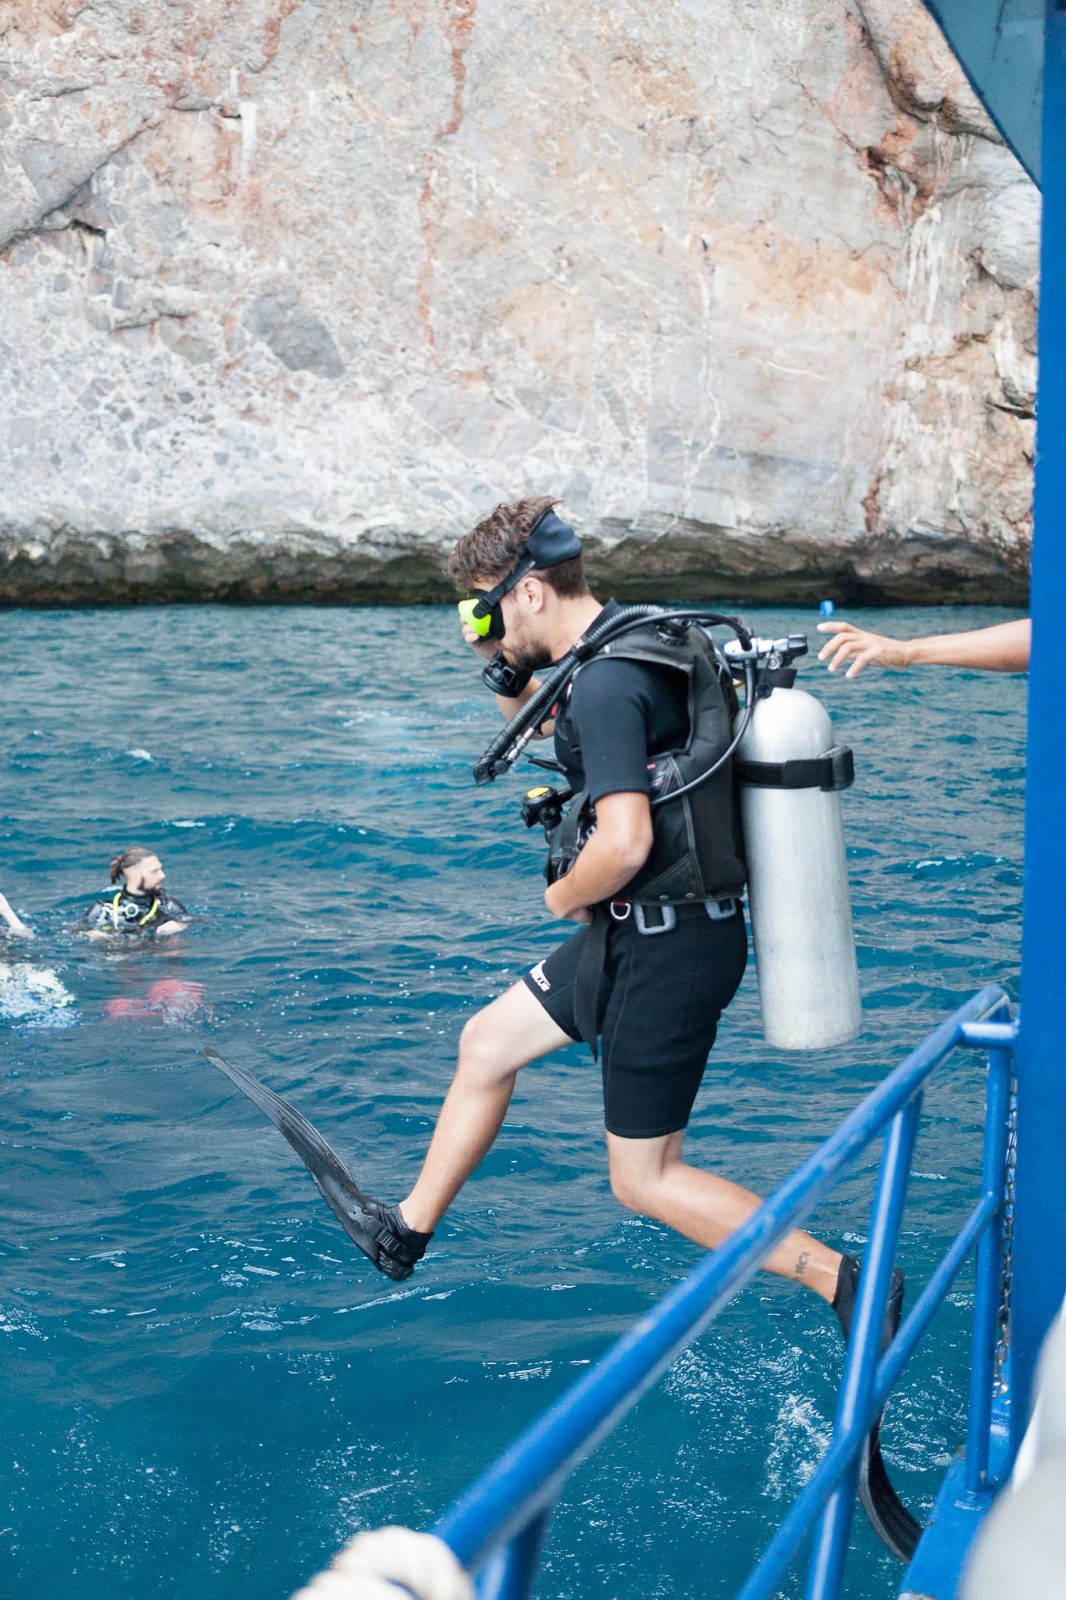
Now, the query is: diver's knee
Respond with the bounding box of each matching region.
[608,1161,653,1213]
[456,1011,516,1088]
[609,1170,639,1211]
[608,1139,679,1213]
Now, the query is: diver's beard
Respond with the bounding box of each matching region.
[506,640,553,677]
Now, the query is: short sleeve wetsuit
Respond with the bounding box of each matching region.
[521,602,748,1140]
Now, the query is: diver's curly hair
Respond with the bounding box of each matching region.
[447,497,588,598]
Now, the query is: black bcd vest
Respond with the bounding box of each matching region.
[546,619,747,904]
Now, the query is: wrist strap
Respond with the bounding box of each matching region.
[481,654,532,698]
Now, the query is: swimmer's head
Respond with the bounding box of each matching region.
[110,845,166,895]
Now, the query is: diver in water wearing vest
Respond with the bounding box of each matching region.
[81,846,188,940]
[296,498,870,1326]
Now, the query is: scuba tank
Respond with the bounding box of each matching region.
[734,676,861,1050]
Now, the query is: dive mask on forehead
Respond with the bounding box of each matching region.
[456,508,583,641]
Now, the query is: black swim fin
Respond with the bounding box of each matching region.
[857,1418,922,1560]
[833,1255,922,1562]
[203,1047,430,1281]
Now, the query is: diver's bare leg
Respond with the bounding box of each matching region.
[400,982,573,1235]
[605,1130,842,1302]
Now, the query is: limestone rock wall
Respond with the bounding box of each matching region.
[0,0,1039,605]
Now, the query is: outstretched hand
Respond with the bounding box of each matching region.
[816,620,910,678]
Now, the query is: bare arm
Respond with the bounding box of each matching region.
[544,791,654,922]
[0,891,33,939]
[817,618,1031,678]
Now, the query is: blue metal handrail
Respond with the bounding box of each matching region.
[430,986,1017,1600]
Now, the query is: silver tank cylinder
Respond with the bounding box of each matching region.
[736,686,861,1050]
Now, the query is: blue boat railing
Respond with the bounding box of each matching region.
[429,985,1017,1600]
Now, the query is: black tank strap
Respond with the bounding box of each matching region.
[736,745,854,792]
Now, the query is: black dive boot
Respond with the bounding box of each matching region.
[832,1253,904,1353]
[832,1254,921,1562]
[349,1198,433,1282]
[205,1048,433,1282]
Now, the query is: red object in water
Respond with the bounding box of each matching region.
[104,996,158,1021]
[147,979,207,1019]
[105,980,208,1024]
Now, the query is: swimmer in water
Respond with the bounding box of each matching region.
[81,845,189,939]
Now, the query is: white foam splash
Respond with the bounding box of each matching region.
[0,961,76,1025]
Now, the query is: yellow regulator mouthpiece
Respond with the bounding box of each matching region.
[458,598,492,638]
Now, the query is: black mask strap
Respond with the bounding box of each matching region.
[466,552,537,639]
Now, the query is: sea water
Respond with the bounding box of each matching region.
[0,603,1027,1600]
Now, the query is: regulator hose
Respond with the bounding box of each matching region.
[472,606,753,785]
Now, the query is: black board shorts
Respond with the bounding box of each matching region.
[523,905,748,1139]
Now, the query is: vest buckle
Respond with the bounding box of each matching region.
[632,903,677,935]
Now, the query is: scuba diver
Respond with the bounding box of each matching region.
[81,846,189,940]
[209,498,918,1555]
[1,860,197,1023]
[208,500,889,1322]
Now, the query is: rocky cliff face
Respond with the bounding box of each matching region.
[0,0,1038,605]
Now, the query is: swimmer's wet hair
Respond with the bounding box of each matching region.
[448,495,589,599]
[110,845,154,884]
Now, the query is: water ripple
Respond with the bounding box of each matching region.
[0,602,1026,1599]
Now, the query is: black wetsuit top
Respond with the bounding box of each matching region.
[82,889,188,936]
[551,601,690,800]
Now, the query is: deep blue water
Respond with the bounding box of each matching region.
[0,604,1026,1600]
